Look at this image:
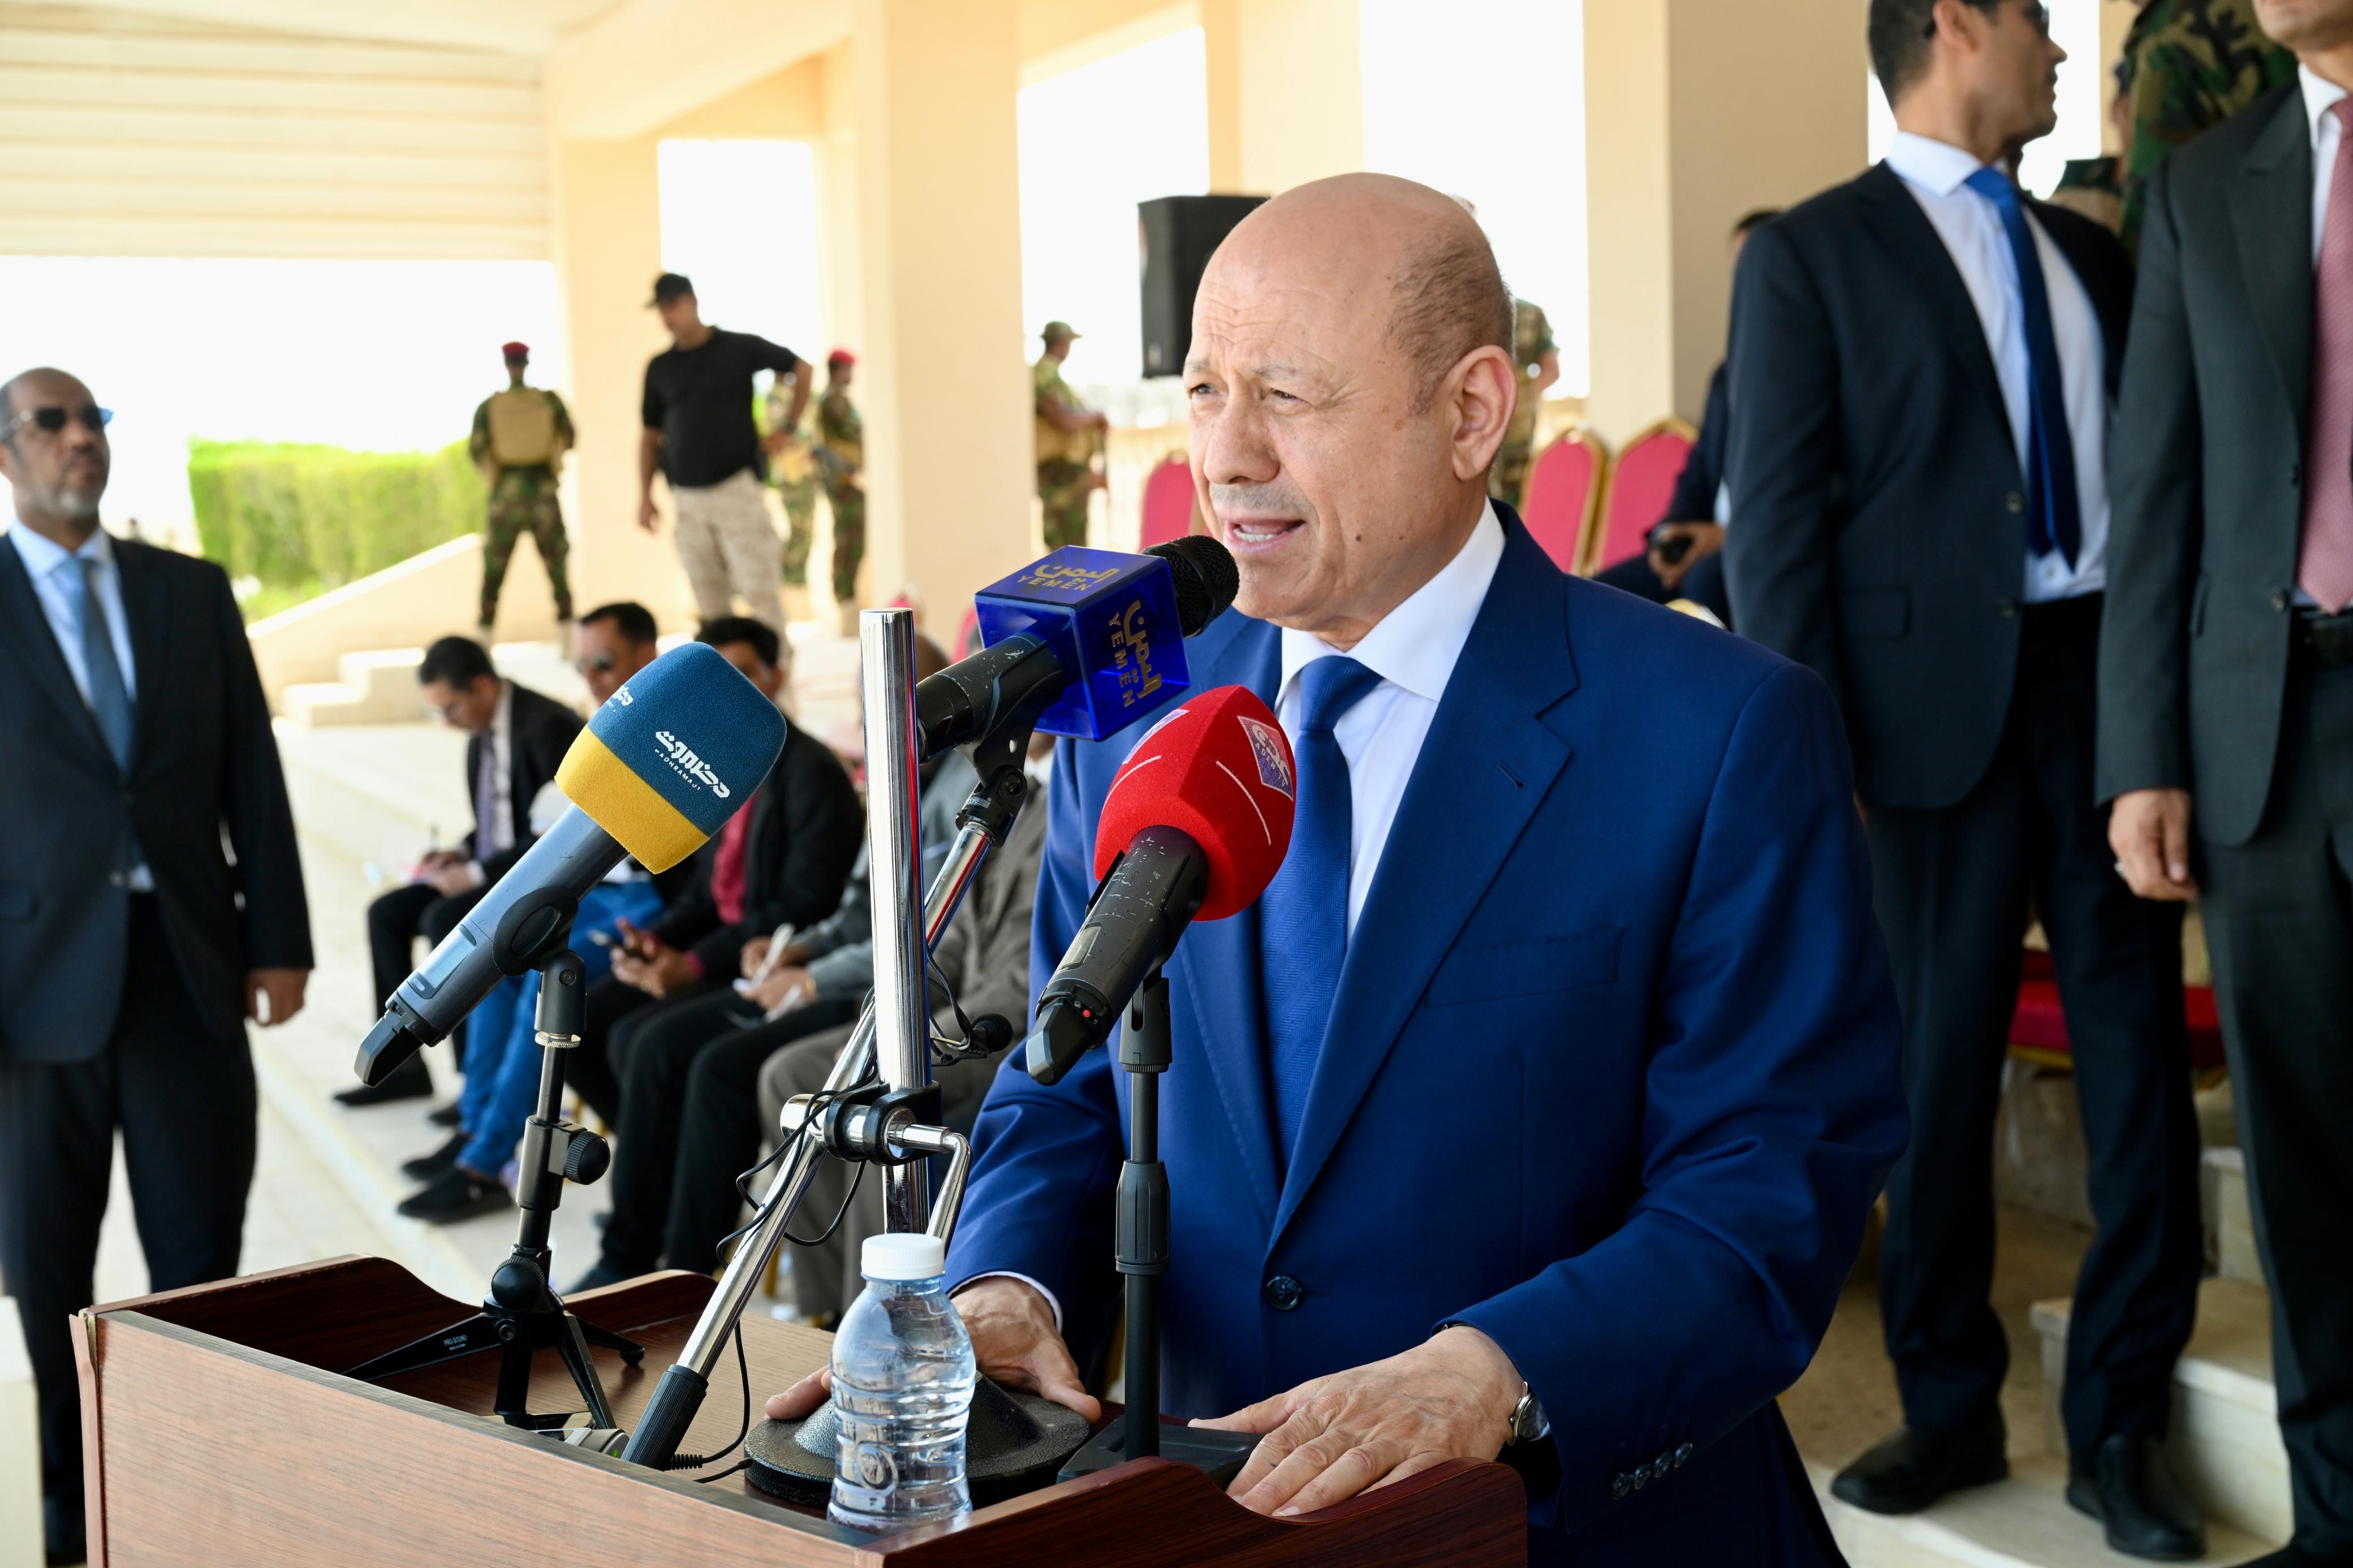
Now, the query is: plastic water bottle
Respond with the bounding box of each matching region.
[827,1233,978,1532]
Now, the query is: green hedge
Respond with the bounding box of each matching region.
[188,439,486,604]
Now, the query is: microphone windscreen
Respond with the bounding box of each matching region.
[554,641,787,872]
[1092,685,1296,921]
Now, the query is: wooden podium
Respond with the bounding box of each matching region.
[73,1257,1525,1566]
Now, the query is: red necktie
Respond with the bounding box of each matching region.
[2302,98,2353,613]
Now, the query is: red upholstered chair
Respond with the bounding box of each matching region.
[2007,948,2227,1073]
[1584,417,1696,575]
[1139,453,1196,549]
[1519,424,1609,574]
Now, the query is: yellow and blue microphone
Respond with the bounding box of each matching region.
[355,642,785,1087]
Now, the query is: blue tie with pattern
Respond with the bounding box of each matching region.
[1258,655,1385,1161]
[71,556,136,774]
[1963,166,2081,567]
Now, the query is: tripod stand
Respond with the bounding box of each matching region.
[348,899,641,1429]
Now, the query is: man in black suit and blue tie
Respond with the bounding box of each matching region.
[1727,1,2207,1557]
[0,367,312,1565]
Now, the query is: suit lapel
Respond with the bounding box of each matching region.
[2231,89,2316,433]
[114,540,167,776]
[0,533,118,770]
[1168,613,1286,1223]
[1272,519,1578,1241]
[1854,162,2012,436]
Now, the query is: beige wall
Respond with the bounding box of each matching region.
[1229,0,1361,193]
[852,0,1036,629]
[1583,0,1865,442]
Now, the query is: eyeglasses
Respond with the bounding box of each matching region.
[576,653,617,674]
[1,404,111,442]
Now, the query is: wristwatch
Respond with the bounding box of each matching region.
[1507,1382,1547,1446]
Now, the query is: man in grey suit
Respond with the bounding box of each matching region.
[0,368,312,1566]
[2101,5,2353,1562]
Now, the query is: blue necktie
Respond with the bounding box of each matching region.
[70,556,136,774]
[1964,167,2081,567]
[1257,655,1385,1160]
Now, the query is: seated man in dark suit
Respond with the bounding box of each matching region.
[567,616,864,1285]
[770,174,1907,1566]
[1592,207,1778,626]
[348,634,581,1107]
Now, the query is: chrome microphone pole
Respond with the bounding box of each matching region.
[860,607,934,1235]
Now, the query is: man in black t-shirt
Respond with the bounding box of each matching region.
[639,272,804,632]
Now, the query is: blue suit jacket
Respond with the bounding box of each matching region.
[946,515,1907,1563]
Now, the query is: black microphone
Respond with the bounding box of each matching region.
[355,643,785,1086]
[913,536,1238,759]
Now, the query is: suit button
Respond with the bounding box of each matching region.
[1674,1441,1693,1468]
[108,872,127,888]
[1632,1464,1650,1490]
[1611,1472,1631,1500]
[1654,1450,1675,1480]
[2005,491,2026,514]
[2273,588,2292,612]
[1996,597,2020,619]
[1262,1275,1303,1312]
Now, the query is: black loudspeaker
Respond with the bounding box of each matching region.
[1139,194,1266,378]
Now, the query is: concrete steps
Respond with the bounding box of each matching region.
[1815,1455,2280,1567]
[2031,1278,2290,1547]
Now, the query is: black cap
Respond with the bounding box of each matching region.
[649,272,695,306]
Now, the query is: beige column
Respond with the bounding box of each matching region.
[548,133,698,627]
[1581,0,1864,442]
[852,0,1033,628]
[1233,0,1362,194]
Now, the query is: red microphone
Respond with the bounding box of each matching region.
[1028,687,1297,1083]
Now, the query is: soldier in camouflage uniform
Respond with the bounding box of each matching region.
[469,342,575,636]
[816,349,865,610]
[2115,0,2295,254]
[767,368,821,588]
[1034,321,1107,551]
[1489,299,1559,508]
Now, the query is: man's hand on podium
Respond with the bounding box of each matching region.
[1190,1325,1522,1518]
[765,1276,1103,1424]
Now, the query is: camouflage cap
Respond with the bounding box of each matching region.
[1041,320,1080,343]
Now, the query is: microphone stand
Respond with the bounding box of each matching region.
[347,903,640,1428]
[625,608,1046,1470]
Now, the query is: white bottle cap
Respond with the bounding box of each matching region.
[861,1233,947,1281]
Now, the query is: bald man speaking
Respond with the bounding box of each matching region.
[776,176,1907,1562]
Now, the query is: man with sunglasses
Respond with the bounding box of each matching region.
[1728,1,2206,1555]
[0,366,312,1566]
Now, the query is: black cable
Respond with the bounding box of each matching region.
[672,1315,754,1475]
[785,1155,867,1247]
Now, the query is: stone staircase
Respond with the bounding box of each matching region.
[1820,1121,2291,1566]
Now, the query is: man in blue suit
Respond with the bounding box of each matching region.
[774,175,1906,1562]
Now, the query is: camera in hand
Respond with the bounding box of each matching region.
[1648,522,1696,567]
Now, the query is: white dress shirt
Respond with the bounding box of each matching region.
[7,522,152,889]
[972,504,1506,1329]
[2306,65,2346,267]
[1885,131,2110,603]
[1276,502,1506,936]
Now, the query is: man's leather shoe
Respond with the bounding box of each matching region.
[396,1165,508,1224]
[44,1493,85,1566]
[427,1102,463,1128]
[334,1053,433,1107]
[1829,1412,2008,1514]
[400,1132,468,1181]
[2066,1434,2205,1560]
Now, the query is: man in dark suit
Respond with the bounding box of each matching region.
[349,634,581,1107]
[2101,5,2353,1559]
[566,616,864,1288]
[1725,1,2207,1555]
[0,366,313,1565]
[773,175,1907,1565]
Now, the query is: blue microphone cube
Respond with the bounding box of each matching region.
[973,547,1193,741]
